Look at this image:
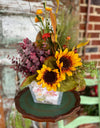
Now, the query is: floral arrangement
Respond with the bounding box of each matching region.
[10,1,90,92]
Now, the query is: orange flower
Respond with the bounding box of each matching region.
[66,36,71,40]
[45,7,52,11]
[35,17,39,22]
[36,9,43,14]
[35,16,44,23]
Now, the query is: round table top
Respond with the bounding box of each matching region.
[15,87,80,122]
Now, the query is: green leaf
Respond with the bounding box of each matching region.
[20,74,37,88]
[74,72,86,91]
[58,72,86,92]
[36,15,44,28]
[75,78,86,91]
[44,56,57,69]
[36,15,42,22]
[58,76,77,92]
[43,2,46,9]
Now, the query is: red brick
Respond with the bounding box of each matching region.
[80,0,84,4]
[80,24,85,30]
[94,25,100,30]
[79,24,92,30]
[91,54,100,59]
[92,40,100,45]
[96,8,100,14]
[84,55,89,60]
[88,24,92,30]
[90,7,93,13]
[80,6,87,13]
[87,33,99,38]
[80,6,93,13]
[89,16,100,22]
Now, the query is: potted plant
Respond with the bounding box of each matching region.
[10,0,89,105]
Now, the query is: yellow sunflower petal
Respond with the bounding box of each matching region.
[57,83,61,88]
[60,49,62,54]
[63,48,68,55]
[37,70,40,73]
[55,51,59,58]
[47,67,51,71]
[70,67,76,71]
[53,69,59,73]
[42,83,46,88]
[60,73,66,80]
[43,64,47,69]
[36,76,40,80]
[52,86,57,91]
[74,62,82,67]
[66,70,72,76]
[67,51,73,57]
[37,81,42,85]
[59,62,63,69]
[47,85,51,90]
[47,87,51,91]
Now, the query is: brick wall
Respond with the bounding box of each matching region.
[79,0,100,68]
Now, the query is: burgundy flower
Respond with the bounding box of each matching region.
[63,45,67,49]
[10,38,51,76]
[90,85,98,96]
[74,48,77,53]
[94,85,98,96]
[40,56,45,63]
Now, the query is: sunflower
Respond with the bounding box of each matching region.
[55,48,82,76]
[36,65,65,91]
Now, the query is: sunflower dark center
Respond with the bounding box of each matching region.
[60,56,71,70]
[43,71,57,84]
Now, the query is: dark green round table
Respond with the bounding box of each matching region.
[15,87,80,128]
